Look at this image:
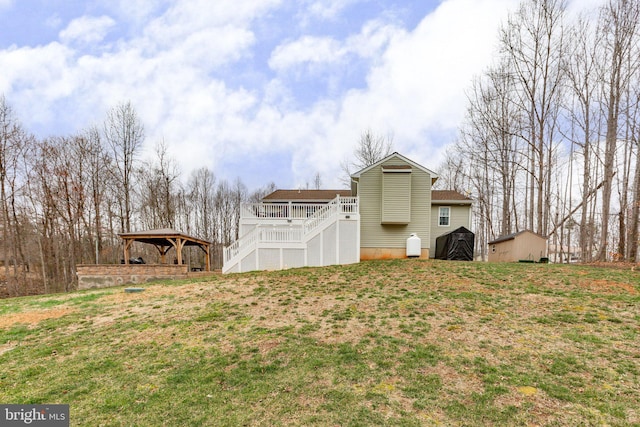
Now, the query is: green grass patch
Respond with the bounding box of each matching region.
[0,260,638,425]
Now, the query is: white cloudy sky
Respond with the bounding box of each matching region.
[0,0,604,190]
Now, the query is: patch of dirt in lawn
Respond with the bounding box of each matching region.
[101,283,203,304]
[255,338,283,355]
[429,362,484,395]
[585,261,639,271]
[493,386,566,425]
[0,342,17,355]
[0,307,75,329]
[310,318,374,344]
[93,282,225,327]
[246,293,333,326]
[578,279,638,295]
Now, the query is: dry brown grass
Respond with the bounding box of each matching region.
[0,259,638,426]
[0,307,75,329]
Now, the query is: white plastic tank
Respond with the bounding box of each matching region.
[406,233,421,257]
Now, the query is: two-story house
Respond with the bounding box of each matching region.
[223,152,472,273]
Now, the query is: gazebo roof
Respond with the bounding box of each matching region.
[118,228,212,271]
[118,228,211,247]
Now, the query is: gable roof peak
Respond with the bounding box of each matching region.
[350,152,439,179]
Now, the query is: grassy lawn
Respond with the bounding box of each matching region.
[0,259,639,426]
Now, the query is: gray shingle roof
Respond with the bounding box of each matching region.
[263,189,352,201]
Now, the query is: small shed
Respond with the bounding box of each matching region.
[435,226,474,261]
[488,230,547,262]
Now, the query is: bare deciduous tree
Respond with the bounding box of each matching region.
[0,95,31,295]
[500,0,566,236]
[248,181,277,203]
[82,126,112,263]
[596,0,640,260]
[563,14,602,262]
[341,129,394,185]
[103,101,144,233]
[313,172,322,190]
[629,95,640,261]
[139,140,180,229]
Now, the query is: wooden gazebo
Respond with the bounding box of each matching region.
[118,228,212,271]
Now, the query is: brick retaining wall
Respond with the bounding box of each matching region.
[77,264,189,290]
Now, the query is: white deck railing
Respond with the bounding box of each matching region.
[338,197,358,214]
[224,227,259,263]
[260,226,304,242]
[302,197,358,233]
[224,196,358,266]
[224,225,306,264]
[303,202,336,234]
[241,198,357,220]
[241,203,327,219]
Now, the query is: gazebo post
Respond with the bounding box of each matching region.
[123,239,134,264]
[204,243,211,271]
[153,245,170,264]
[175,238,186,265]
[167,238,186,266]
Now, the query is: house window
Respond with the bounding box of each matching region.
[438,207,450,226]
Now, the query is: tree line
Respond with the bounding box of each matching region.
[4,0,639,295]
[0,98,276,296]
[438,0,640,263]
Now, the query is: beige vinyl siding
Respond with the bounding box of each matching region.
[429,204,471,253]
[359,157,431,249]
[381,170,411,224]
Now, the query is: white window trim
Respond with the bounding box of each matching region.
[438,206,450,227]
